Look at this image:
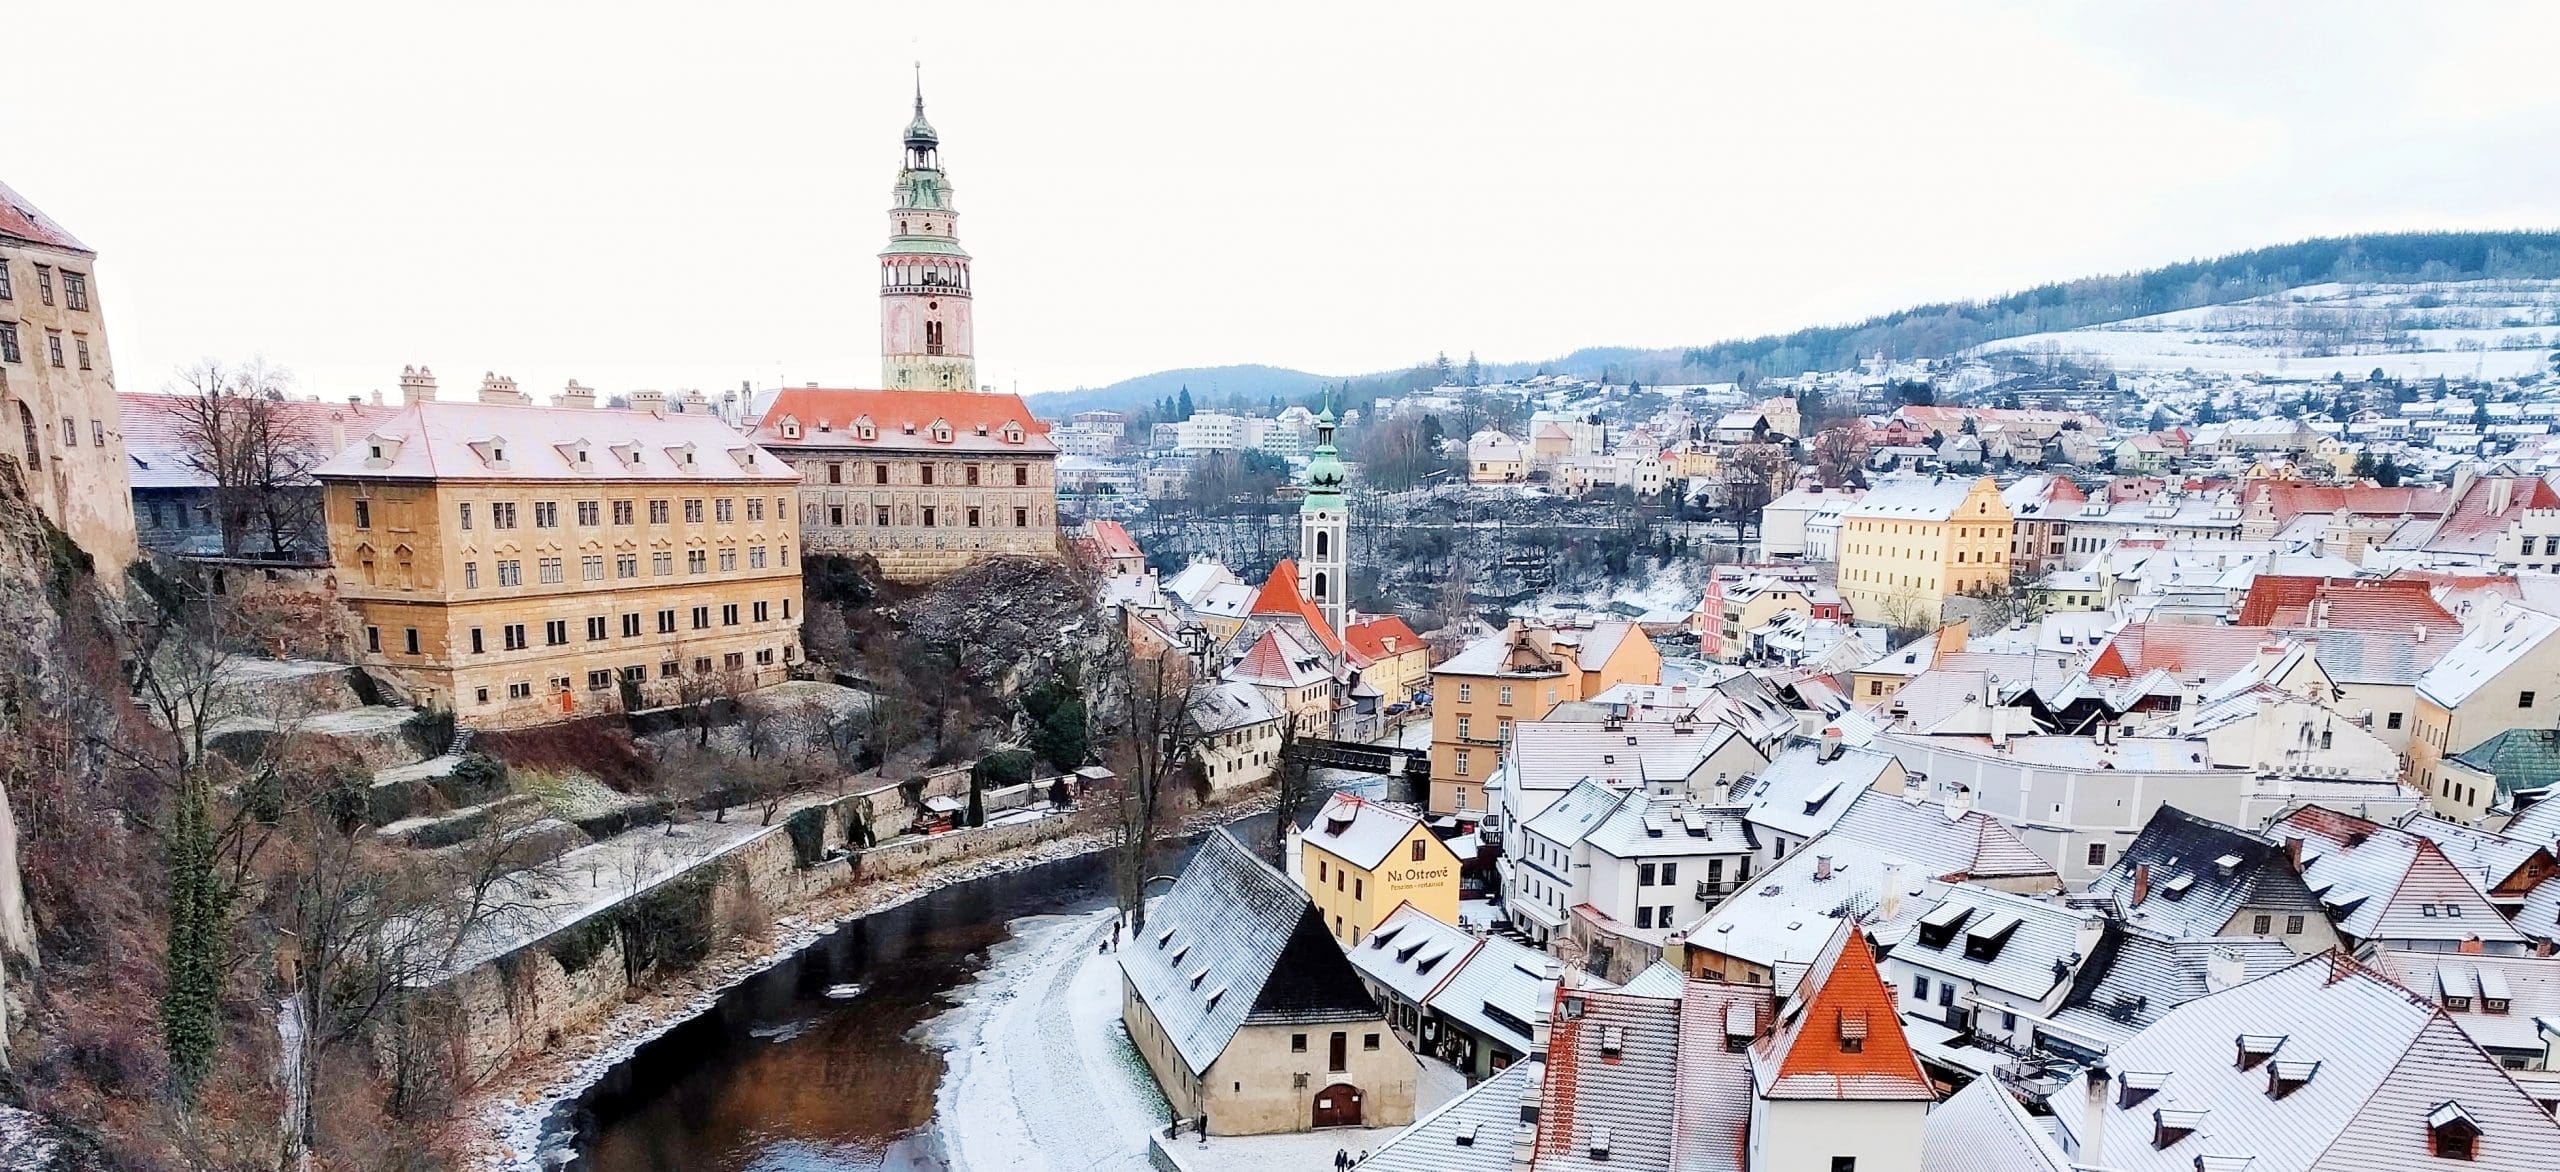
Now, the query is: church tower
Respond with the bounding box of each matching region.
[1300,404,1349,637]
[879,77,977,391]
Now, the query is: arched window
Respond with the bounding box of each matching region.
[1313,570,1329,600]
[926,321,945,356]
[16,403,38,470]
[1315,531,1330,558]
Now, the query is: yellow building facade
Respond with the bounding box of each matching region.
[1298,795,1462,945]
[312,400,804,727]
[1426,620,1661,817]
[1836,473,2013,625]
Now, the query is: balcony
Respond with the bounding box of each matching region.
[1695,879,1739,902]
[882,283,971,297]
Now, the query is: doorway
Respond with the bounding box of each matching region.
[1312,1084,1364,1129]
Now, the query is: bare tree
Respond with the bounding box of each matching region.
[166,359,331,558]
[1811,425,1866,489]
[1095,631,1213,931]
[435,794,566,967]
[1269,720,1319,858]
[1719,443,1792,543]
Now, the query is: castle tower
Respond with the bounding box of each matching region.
[879,74,977,391]
[1300,403,1349,637]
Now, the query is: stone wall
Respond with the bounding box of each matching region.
[433,783,1110,1082]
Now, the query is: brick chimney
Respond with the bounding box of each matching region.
[2285,836,2305,869]
[397,364,437,405]
[2130,863,2151,907]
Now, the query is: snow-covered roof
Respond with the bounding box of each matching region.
[1358,1060,1534,1172]
[1892,884,2099,1001]
[1921,1079,2069,1172]
[1581,794,1755,860]
[1732,742,1899,843]
[310,398,798,484]
[1346,901,1477,1007]
[2046,927,2297,1052]
[1841,473,1993,522]
[1425,933,1556,1054]
[1302,793,1425,871]
[2274,806,2523,948]
[1504,720,1754,794]
[2415,599,2560,710]
[1188,680,1280,734]
[2372,950,2560,1057]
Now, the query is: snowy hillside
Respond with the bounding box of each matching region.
[1971,279,2560,379]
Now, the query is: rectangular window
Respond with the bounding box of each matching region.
[2086,842,2106,867]
[649,499,670,524]
[492,501,517,529]
[652,552,673,576]
[687,549,707,574]
[365,626,380,653]
[1637,906,1654,929]
[718,549,737,572]
[753,600,769,622]
[2252,914,2273,934]
[61,271,87,312]
[966,464,981,486]
[876,506,892,526]
[464,561,480,589]
[75,338,89,369]
[497,559,521,586]
[721,603,739,626]
[60,417,74,446]
[538,557,564,584]
[691,606,709,630]
[458,502,473,530]
[2523,691,2537,709]
[613,499,635,525]
[544,620,567,646]
[1639,862,1656,886]
[2285,914,2305,934]
[353,500,372,529]
[508,681,531,701]
[828,505,845,527]
[0,261,10,299]
[46,333,63,366]
[1015,465,1029,486]
[875,465,890,485]
[582,555,604,581]
[534,501,559,528]
[0,323,17,363]
[1014,507,1028,527]
[966,507,981,528]
[577,500,600,526]
[684,499,704,523]
[586,616,607,641]
[34,265,52,305]
[1454,749,1470,777]
[470,628,485,655]
[747,497,765,521]
[587,669,613,691]
[656,609,676,634]
[749,546,768,569]
[715,498,734,522]
[923,506,937,527]
[921,465,935,486]
[621,613,641,638]
[828,463,843,484]
[404,628,420,655]
[616,554,638,579]
[503,624,527,651]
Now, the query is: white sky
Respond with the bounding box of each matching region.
[14,2,2560,403]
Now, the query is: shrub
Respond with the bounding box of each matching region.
[785,806,827,868]
[402,707,457,758]
[971,750,1037,788]
[547,916,618,976]
[444,752,509,804]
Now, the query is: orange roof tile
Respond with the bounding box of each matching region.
[1085,519,1141,561]
[1343,616,1422,665]
[2087,623,2295,683]
[1757,924,1933,1100]
[748,387,1057,455]
[2236,576,2459,633]
[0,179,91,252]
[1250,559,1342,656]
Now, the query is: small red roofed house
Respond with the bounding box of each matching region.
[1076,519,1144,577]
[1344,616,1428,707]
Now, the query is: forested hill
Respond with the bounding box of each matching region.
[1678,230,2560,381]
[1028,230,2560,418]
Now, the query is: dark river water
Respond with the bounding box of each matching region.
[560,812,1282,1171]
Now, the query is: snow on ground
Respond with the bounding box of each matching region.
[931,907,1472,1172]
[1970,279,2560,379]
[930,908,1168,1171]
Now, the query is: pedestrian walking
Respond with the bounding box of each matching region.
[1334,1149,1348,1169]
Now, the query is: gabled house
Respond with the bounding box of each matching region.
[1119,830,1418,1135]
[2084,806,2338,954]
[2269,805,2529,956]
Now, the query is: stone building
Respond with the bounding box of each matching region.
[1836,472,2012,623]
[310,399,803,726]
[1,180,136,575]
[747,387,1059,582]
[1121,829,1417,1135]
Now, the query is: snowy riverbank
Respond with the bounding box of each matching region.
[460,792,1273,1171]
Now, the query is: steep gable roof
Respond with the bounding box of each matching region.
[2088,623,2300,685]
[1226,626,1331,690]
[746,387,1057,455]
[1921,1080,2069,1172]
[2237,576,2460,634]
[308,399,797,483]
[2273,806,2524,948]
[1248,558,1342,656]
[1752,923,1933,1101]
[1303,793,1440,871]
[1342,615,1423,666]
[0,178,91,252]
[1118,830,1379,1073]
[2088,806,2323,939]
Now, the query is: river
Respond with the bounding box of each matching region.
[557,812,1281,1171]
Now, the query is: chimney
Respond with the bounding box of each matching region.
[2080,1061,2111,1168]
[559,379,597,409]
[2491,477,2515,515]
[2284,836,2305,870]
[1901,770,1927,804]
[369,388,383,406]
[2459,934,2485,956]
[1879,862,1905,920]
[1514,983,1559,1170]
[476,371,525,404]
[630,389,669,413]
[1820,725,1844,762]
[1814,854,1834,882]
[1941,784,1975,821]
[397,364,437,405]
[2205,945,2246,993]
[2130,863,2151,908]
[2414,622,2429,644]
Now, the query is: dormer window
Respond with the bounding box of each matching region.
[779,415,802,440]
[610,441,643,469]
[2429,1101,2480,1160]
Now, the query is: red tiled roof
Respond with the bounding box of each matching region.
[748,387,1057,455]
[2087,623,2293,682]
[1085,519,1141,561]
[0,179,91,252]
[2246,481,2450,526]
[1249,558,1342,655]
[2236,576,2460,634]
[1342,616,1421,666]
[1757,924,1932,1100]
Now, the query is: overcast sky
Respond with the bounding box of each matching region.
[14,2,2560,403]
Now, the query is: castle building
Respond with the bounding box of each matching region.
[1,180,137,576]
[310,398,804,726]
[879,81,975,392]
[746,87,1059,583]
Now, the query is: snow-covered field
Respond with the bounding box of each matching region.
[1971,279,2560,378]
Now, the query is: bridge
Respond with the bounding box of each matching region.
[1284,737,1432,788]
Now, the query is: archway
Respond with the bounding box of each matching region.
[1312,1083,1363,1129]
